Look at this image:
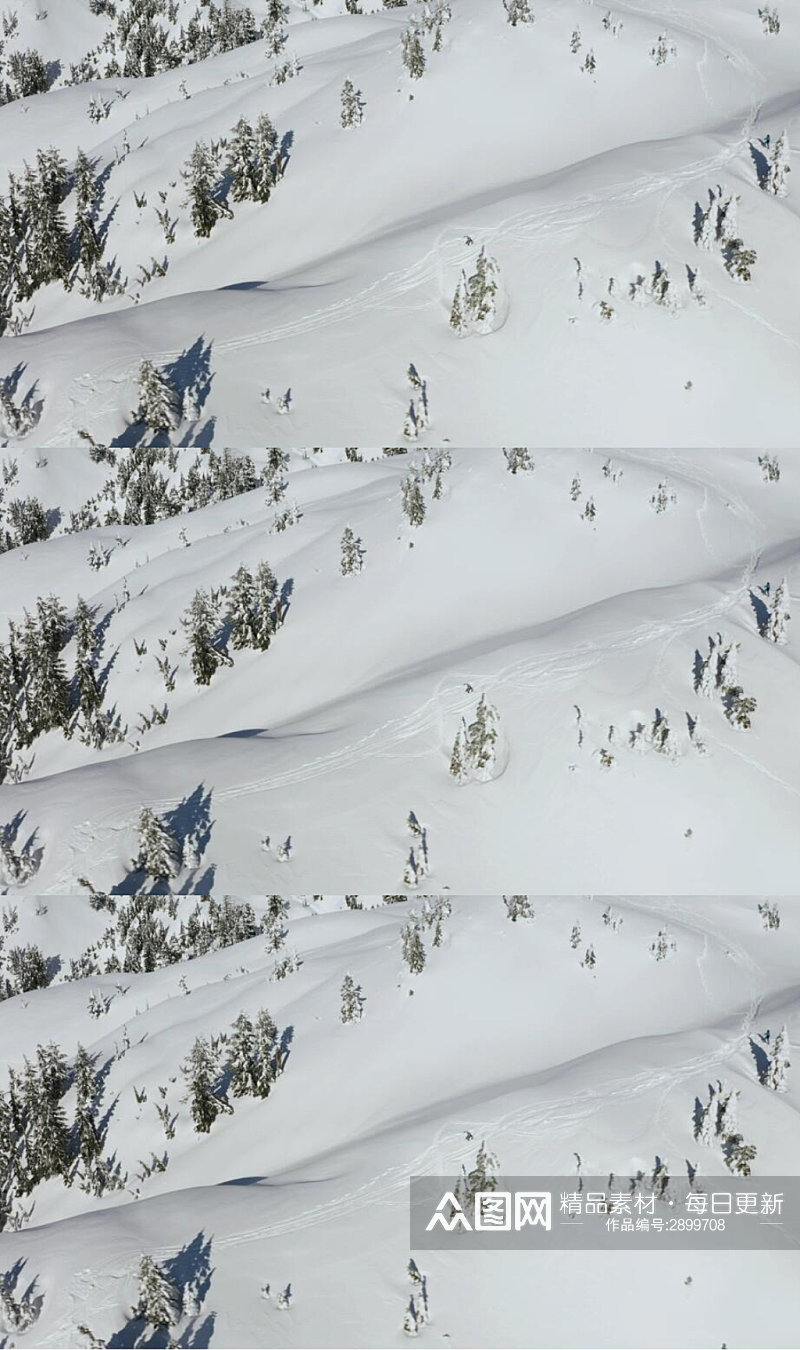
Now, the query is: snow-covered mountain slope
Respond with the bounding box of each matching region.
[0,896,798,1348]
[1,447,800,894]
[1,0,800,445]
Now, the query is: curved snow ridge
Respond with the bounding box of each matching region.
[1,0,798,444]
[5,561,765,894]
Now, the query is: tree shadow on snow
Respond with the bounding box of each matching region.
[178,416,216,449]
[111,785,214,896]
[106,1233,215,1349]
[749,585,770,637]
[164,336,214,416]
[748,1035,769,1084]
[749,139,771,190]
[164,783,214,861]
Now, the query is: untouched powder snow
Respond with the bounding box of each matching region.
[1,447,800,894]
[0,896,798,1348]
[0,0,800,445]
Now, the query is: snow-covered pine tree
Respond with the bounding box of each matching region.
[29,148,72,289]
[226,564,259,649]
[254,559,281,647]
[252,1007,279,1095]
[464,694,500,782]
[401,922,426,973]
[449,271,469,334]
[448,719,470,783]
[401,474,426,526]
[340,973,364,1023]
[504,448,534,473]
[340,79,364,128]
[73,596,103,738]
[403,1296,420,1337]
[340,526,364,575]
[135,1255,181,1330]
[766,130,791,197]
[464,246,500,334]
[759,900,781,929]
[26,594,71,736]
[226,115,258,202]
[26,1042,71,1183]
[505,0,534,24]
[766,577,791,644]
[504,895,533,921]
[766,1025,790,1092]
[253,113,280,202]
[183,140,229,237]
[73,148,104,291]
[136,807,181,882]
[182,1035,223,1133]
[401,26,426,78]
[136,359,180,435]
[182,588,225,684]
[73,1043,104,1182]
[226,1012,258,1097]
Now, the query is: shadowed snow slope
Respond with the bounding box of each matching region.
[0,897,799,1348]
[1,0,800,443]
[1,448,800,892]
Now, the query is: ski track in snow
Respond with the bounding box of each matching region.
[37,900,767,1348]
[38,453,768,892]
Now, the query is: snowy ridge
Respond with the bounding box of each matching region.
[2,447,800,894]
[0,897,798,1348]
[1,0,800,443]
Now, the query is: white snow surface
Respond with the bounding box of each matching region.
[1,0,800,444]
[2,447,800,894]
[0,896,799,1348]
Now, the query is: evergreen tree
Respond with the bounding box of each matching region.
[253,560,280,648]
[401,474,426,526]
[135,1255,181,1329]
[252,1007,279,1096]
[183,140,228,237]
[766,577,791,644]
[73,1044,104,1178]
[340,526,364,575]
[226,1012,257,1096]
[340,973,363,1023]
[73,149,103,277]
[504,895,533,921]
[340,79,364,128]
[464,246,500,334]
[253,114,280,202]
[464,694,500,782]
[449,272,469,334]
[766,130,790,197]
[766,1025,790,1092]
[27,1043,71,1183]
[182,1036,223,1133]
[27,595,71,735]
[226,116,258,202]
[182,588,225,685]
[505,448,533,473]
[226,564,259,649]
[136,359,180,434]
[505,0,534,24]
[137,807,181,882]
[401,922,426,973]
[448,719,469,783]
[401,27,426,78]
[30,148,71,288]
[73,596,103,736]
